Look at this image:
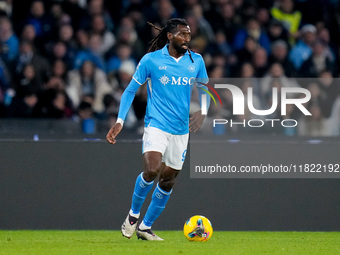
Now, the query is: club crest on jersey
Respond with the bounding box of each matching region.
[159,75,170,85]
[188,65,195,73]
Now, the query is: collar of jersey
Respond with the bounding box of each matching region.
[162,44,189,57]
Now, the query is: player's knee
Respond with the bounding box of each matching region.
[159,178,175,192]
[143,169,158,182]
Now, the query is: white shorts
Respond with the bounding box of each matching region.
[142,126,189,170]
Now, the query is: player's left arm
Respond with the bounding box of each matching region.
[189,110,205,132]
[189,56,210,133]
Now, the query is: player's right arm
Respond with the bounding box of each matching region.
[106,54,150,144]
[106,122,123,144]
[106,79,140,144]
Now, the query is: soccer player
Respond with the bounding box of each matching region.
[106,18,210,241]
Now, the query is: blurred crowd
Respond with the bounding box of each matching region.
[0,0,340,136]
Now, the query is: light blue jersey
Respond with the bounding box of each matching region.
[118,44,209,135]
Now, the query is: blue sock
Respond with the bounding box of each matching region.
[143,183,172,227]
[131,173,154,215]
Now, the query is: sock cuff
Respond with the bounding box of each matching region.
[141,220,152,228]
[129,209,140,218]
[156,183,172,196]
[140,172,154,186]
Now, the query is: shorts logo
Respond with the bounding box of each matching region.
[155,192,163,199]
[182,149,187,162]
[159,75,170,85]
[144,141,152,147]
[139,181,146,188]
[188,65,195,73]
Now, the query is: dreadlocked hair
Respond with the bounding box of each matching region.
[147,18,194,63]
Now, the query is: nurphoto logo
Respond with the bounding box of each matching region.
[199,82,312,129]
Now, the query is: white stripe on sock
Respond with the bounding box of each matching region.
[129,209,140,218]
[139,221,151,230]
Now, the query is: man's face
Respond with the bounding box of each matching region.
[169,24,191,54]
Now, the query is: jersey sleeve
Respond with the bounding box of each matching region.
[132,54,150,85]
[197,55,209,83]
[117,79,141,121]
[196,56,210,112]
[197,56,208,79]
[117,55,150,122]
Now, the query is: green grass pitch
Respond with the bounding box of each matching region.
[0,231,339,255]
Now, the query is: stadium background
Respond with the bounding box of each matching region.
[1,0,340,231]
